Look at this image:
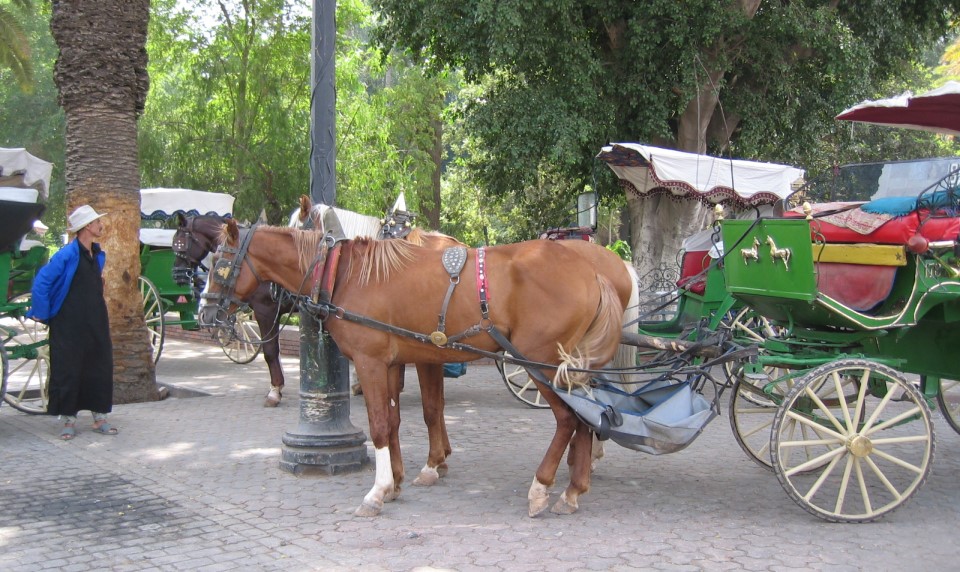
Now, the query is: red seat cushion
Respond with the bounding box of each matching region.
[677,250,710,295]
[785,208,960,244]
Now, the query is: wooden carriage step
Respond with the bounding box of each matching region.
[812,243,907,266]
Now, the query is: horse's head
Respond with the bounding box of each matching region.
[172,213,225,287]
[199,220,325,329]
[197,218,264,330]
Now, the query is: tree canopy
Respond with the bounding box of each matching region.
[372,0,960,212]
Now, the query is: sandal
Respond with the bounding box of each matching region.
[60,424,76,441]
[92,422,118,435]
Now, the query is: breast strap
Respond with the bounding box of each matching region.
[430,246,468,346]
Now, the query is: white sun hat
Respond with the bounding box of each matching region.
[67,205,107,233]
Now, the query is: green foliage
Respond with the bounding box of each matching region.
[139,0,312,223]
[0,0,35,91]
[606,239,631,261]
[373,0,960,226]
[0,0,66,237]
[139,0,456,230]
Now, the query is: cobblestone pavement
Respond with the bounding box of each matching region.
[1,339,958,571]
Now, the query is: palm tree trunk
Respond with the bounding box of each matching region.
[51,0,157,403]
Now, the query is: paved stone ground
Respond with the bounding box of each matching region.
[1,339,958,571]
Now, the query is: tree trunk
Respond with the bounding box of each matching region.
[423,112,443,229]
[626,3,759,283]
[51,0,157,403]
[627,194,711,287]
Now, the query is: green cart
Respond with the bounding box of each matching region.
[722,155,960,522]
[139,188,261,363]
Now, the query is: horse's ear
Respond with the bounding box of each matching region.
[226,218,239,243]
[175,212,186,227]
[298,195,311,220]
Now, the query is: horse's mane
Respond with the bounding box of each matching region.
[353,237,416,285]
[405,227,464,247]
[218,224,325,275]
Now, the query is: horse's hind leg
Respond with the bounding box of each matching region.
[412,363,450,486]
[552,421,593,515]
[528,377,579,517]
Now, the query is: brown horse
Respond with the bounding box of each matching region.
[199,220,631,517]
[172,213,293,406]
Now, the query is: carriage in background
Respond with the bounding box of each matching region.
[139,188,262,363]
[715,83,960,522]
[0,148,52,413]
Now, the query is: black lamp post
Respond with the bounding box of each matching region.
[279,0,369,475]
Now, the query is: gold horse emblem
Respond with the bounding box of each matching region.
[741,237,760,264]
[766,236,791,271]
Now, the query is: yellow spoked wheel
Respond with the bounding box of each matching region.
[139,276,164,364]
[217,306,262,364]
[728,365,797,470]
[934,377,960,434]
[2,293,50,414]
[497,352,549,409]
[771,359,934,523]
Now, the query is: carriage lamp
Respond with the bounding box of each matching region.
[802,202,813,220]
[714,204,724,221]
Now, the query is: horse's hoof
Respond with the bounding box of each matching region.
[528,497,550,518]
[354,502,382,517]
[527,478,551,518]
[412,467,440,486]
[264,388,282,407]
[436,463,449,478]
[550,496,579,515]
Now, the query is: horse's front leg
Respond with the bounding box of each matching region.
[253,291,284,407]
[354,361,404,517]
[412,362,450,486]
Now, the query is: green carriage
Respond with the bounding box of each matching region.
[721,151,960,522]
[0,148,52,413]
[139,188,261,363]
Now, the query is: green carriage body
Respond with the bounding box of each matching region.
[721,215,960,381]
[140,243,199,330]
[138,188,236,359]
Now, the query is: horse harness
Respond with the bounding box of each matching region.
[202,226,266,318]
[208,230,556,385]
[172,216,213,284]
[299,242,555,387]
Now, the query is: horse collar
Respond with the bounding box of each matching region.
[310,237,342,304]
[476,247,490,319]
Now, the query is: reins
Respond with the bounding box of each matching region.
[210,227,755,390]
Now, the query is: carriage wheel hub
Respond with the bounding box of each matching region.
[847,435,873,457]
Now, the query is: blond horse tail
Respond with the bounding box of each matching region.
[555,274,626,390]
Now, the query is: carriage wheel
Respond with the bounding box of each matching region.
[217,306,262,364]
[730,363,862,471]
[728,365,796,470]
[2,293,51,414]
[934,378,960,434]
[139,276,165,364]
[497,353,549,409]
[0,348,8,409]
[771,359,934,523]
